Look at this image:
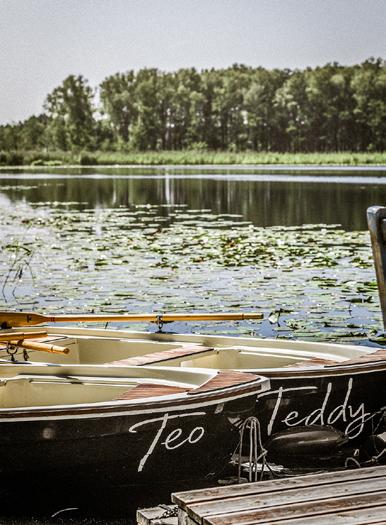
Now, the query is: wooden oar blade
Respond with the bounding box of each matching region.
[0,312,49,328]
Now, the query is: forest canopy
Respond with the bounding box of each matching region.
[0,58,385,157]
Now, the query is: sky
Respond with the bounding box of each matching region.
[0,0,385,124]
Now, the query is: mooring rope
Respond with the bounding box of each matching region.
[237,416,267,483]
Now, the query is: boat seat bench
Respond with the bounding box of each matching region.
[106,343,215,366]
[114,371,262,400]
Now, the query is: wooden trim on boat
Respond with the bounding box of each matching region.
[189,371,262,395]
[114,383,190,400]
[263,359,386,378]
[107,344,214,366]
[281,348,386,373]
[283,357,337,368]
[325,348,386,366]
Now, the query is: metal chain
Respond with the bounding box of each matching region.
[158,504,178,518]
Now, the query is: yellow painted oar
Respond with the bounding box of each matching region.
[7,340,70,355]
[0,330,48,342]
[0,311,263,328]
[0,331,70,355]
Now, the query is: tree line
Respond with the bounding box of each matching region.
[1,58,385,155]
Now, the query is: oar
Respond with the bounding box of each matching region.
[0,311,263,328]
[0,330,48,342]
[0,331,70,355]
[7,340,70,355]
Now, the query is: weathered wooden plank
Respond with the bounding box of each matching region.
[203,491,386,524]
[178,509,198,525]
[267,505,386,524]
[172,466,386,509]
[188,477,386,523]
[367,206,386,329]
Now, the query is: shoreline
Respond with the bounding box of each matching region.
[1,151,386,168]
[1,164,386,174]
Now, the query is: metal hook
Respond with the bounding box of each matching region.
[6,342,18,362]
[156,315,164,332]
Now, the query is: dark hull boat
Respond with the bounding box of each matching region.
[0,362,269,488]
[1,327,385,452]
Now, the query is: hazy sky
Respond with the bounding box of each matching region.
[1,0,385,124]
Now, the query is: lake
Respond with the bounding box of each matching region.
[0,165,385,343]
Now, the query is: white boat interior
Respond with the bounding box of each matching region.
[0,363,219,409]
[0,326,380,371]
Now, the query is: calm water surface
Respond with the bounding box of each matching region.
[1,165,386,229]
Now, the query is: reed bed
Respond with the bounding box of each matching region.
[0,149,385,167]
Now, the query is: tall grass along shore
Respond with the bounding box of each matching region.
[0,150,385,167]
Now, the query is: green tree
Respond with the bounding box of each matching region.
[305,64,356,151]
[44,75,96,150]
[351,58,386,151]
[274,71,310,152]
[212,64,251,151]
[169,68,203,149]
[245,68,288,150]
[100,71,137,148]
[130,68,163,150]
[19,115,48,149]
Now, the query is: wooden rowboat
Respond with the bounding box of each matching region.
[1,323,385,452]
[0,360,269,488]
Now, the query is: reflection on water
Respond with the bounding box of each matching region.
[0,167,386,230]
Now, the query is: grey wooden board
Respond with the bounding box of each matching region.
[203,491,386,524]
[269,505,386,524]
[172,466,386,510]
[189,477,386,523]
[367,206,386,329]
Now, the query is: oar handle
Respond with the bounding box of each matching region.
[9,340,70,355]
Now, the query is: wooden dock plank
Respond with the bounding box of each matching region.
[171,466,386,525]
[172,466,386,509]
[203,491,386,524]
[189,477,386,523]
[269,505,386,524]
